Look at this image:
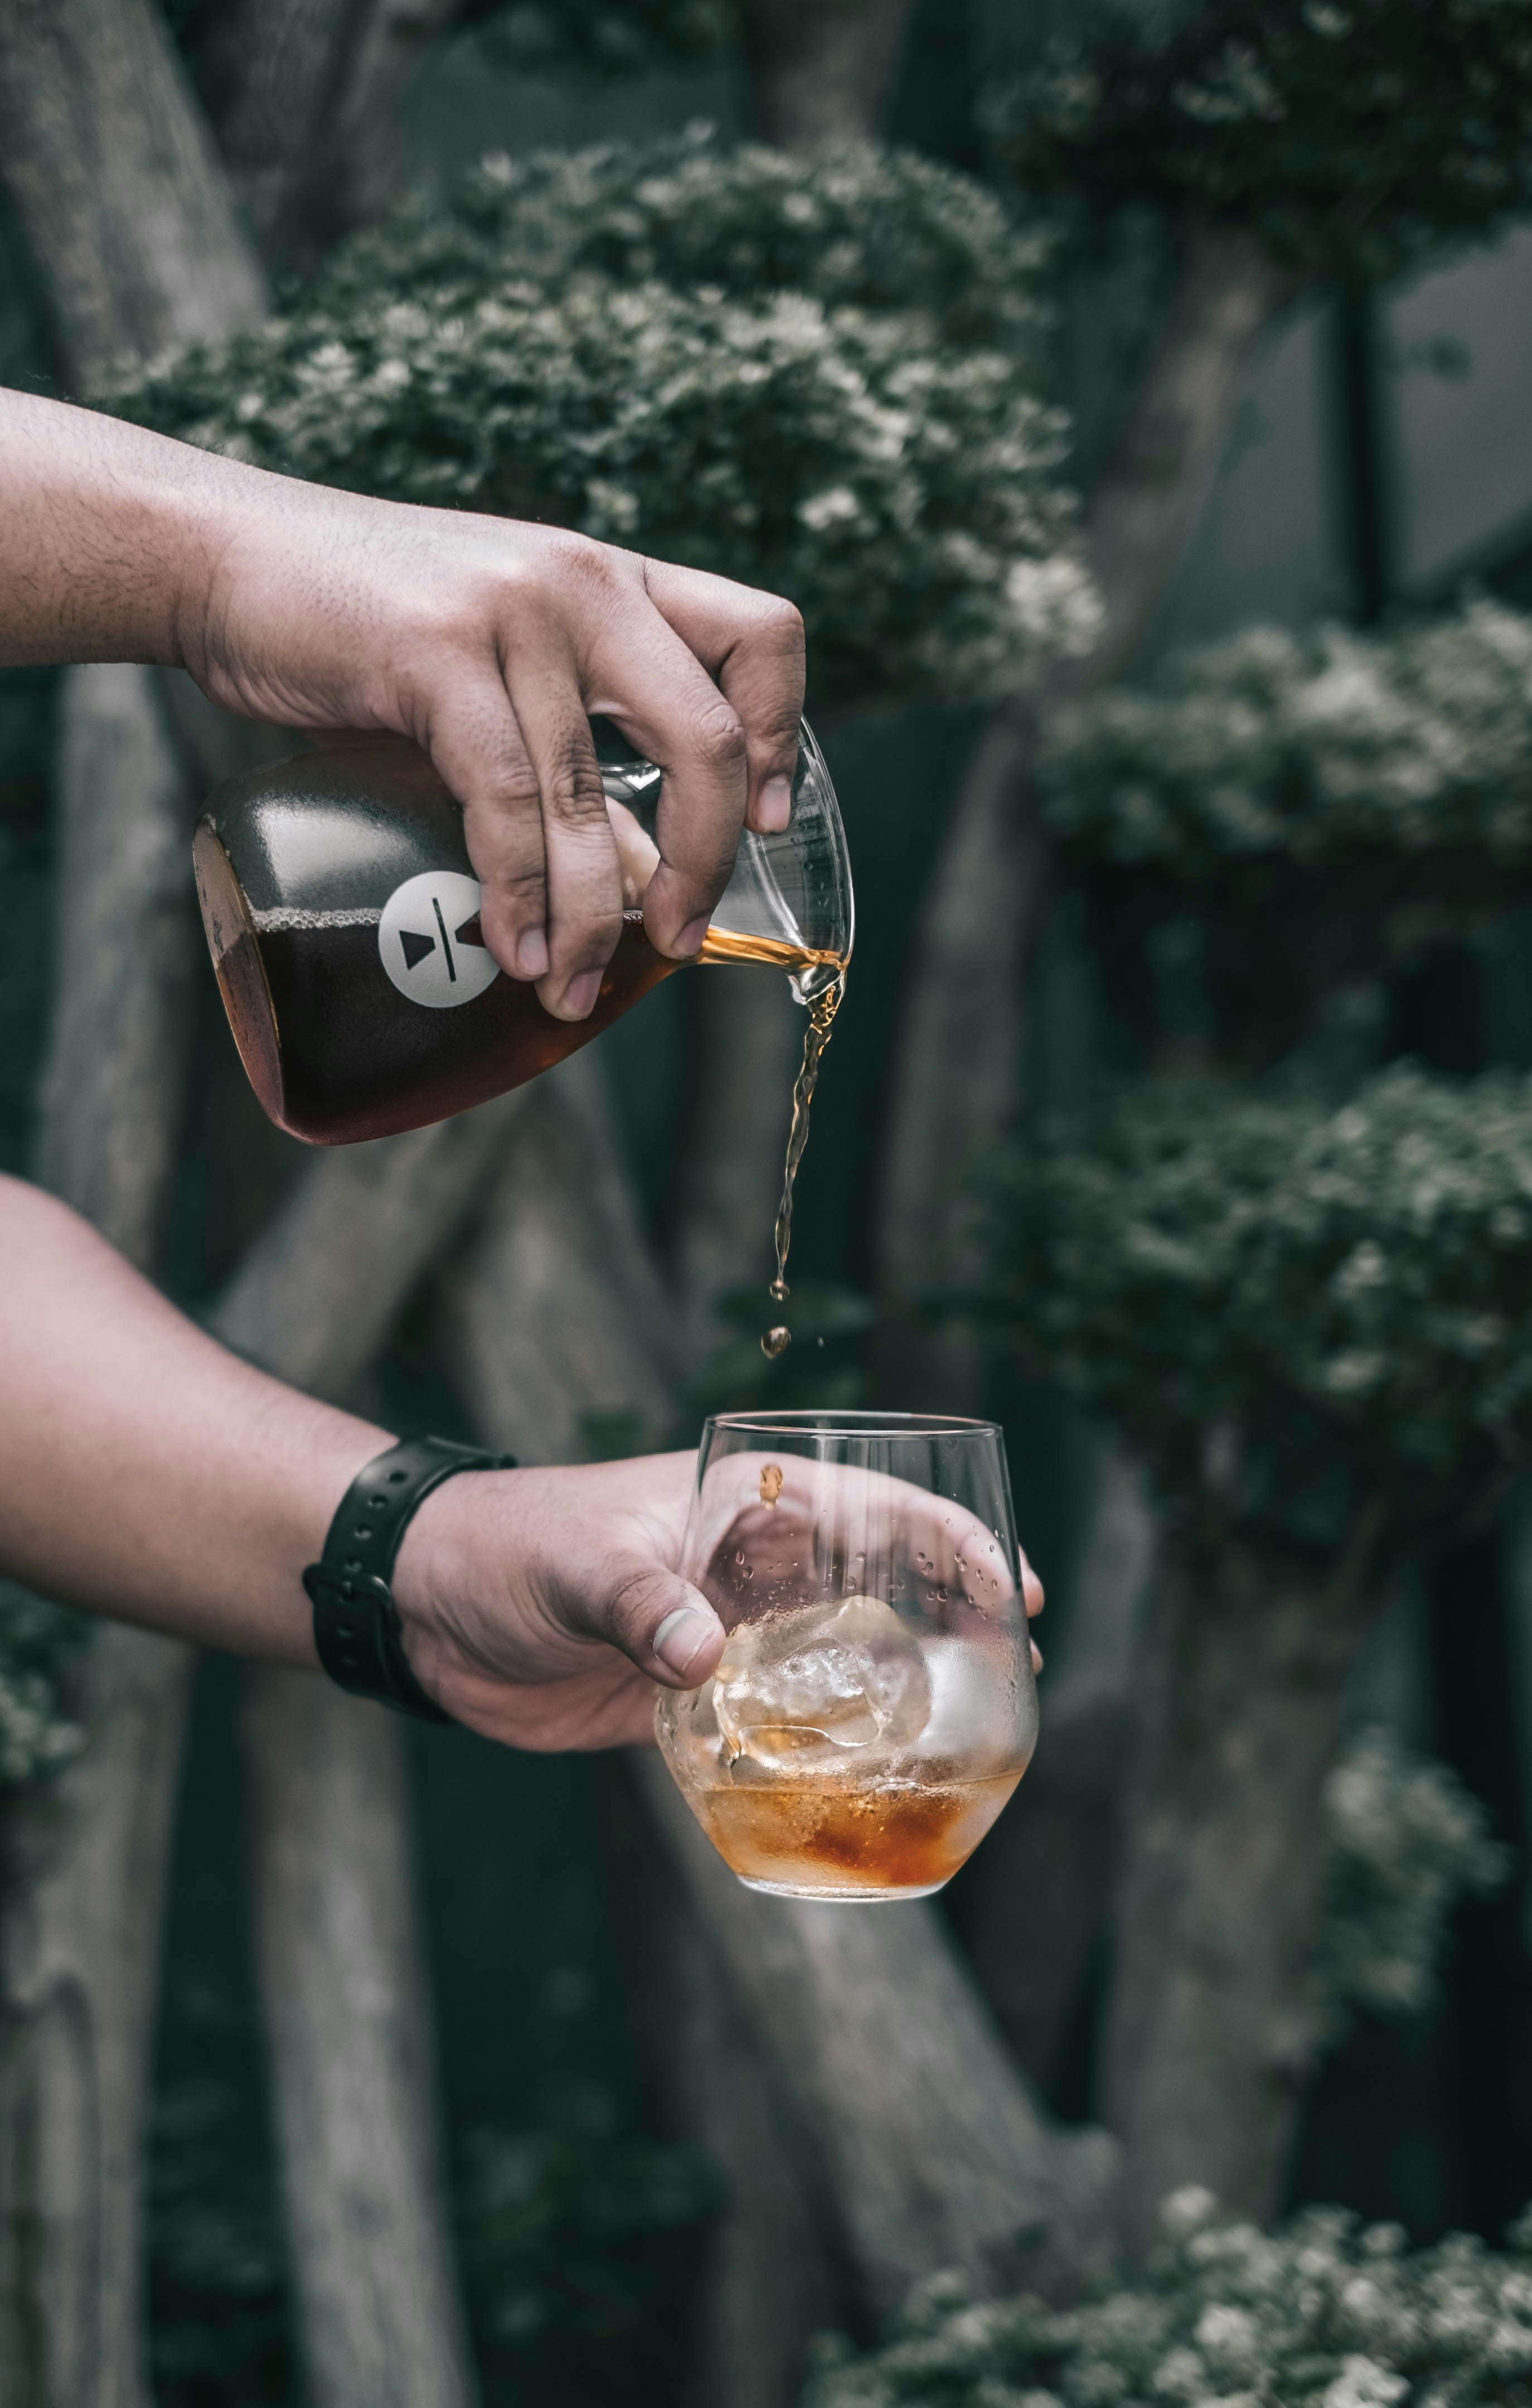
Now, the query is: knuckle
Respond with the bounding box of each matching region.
[540,527,615,596]
[759,593,806,654]
[606,1569,661,1657]
[539,728,605,827]
[689,695,748,778]
[497,862,548,910]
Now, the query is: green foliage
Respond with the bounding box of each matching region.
[463,0,732,80]
[147,2076,710,2408]
[149,2077,290,2406]
[1041,603,1532,910]
[803,2186,1532,2408]
[1316,1728,1511,2036]
[1036,603,1532,1057]
[457,2110,711,2403]
[0,1583,85,1788]
[984,1067,1532,1531]
[101,133,1094,710]
[316,133,1055,350]
[991,0,1532,287]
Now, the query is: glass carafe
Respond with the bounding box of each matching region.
[193,719,852,1145]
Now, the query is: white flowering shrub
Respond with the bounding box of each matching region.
[1039,604,1532,905]
[1031,602,1532,1060]
[0,1584,84,1788]
[803,2187,1532,2407]
[1316,1729,1510,2035]
[101,132,1095,709]
[985,1066,1532,1534]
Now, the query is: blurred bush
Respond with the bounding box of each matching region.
[985,1067,1532,1543]
[101,131,1097,710]
[1316,1727,1510,2035]
[1041,603,1532,911]
[802,2184,1532,2407]
[990,0,1532,286]
[0,1587,84,1788]
[458,2101,710,2406]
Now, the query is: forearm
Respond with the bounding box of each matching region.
[0,386,269,673]
[0,1174,388,1660]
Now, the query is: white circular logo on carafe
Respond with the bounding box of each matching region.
[378,871,500,1008]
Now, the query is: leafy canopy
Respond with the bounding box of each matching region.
[804,2185,1532,2408]
[985,1067,1532,1529]
[102,133,1095,710]
[1041,600,1532,913]
[991,0,1532,287]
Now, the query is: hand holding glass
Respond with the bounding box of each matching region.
[656,1413,1039,1902]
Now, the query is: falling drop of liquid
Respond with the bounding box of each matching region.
[762,1325,791,1359]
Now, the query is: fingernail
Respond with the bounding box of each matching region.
[654,1607,713,1674]
[675,917,709,958]
[758,775,792,831]
[559,970,602,1020]
[515,927,549,979]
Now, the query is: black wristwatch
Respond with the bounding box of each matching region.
[303,1435,515,1723]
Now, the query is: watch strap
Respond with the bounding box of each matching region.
[304,1434,514,1723]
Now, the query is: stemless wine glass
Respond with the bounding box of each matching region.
[655,1411,1039,1903]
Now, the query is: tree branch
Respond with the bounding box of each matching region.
[738,0,918,148]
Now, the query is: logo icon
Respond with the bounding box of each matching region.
[378,871,500,1009]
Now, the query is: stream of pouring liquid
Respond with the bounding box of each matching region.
[687,927,845,1360]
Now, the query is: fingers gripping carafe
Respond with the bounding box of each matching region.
[193,722,852,1145]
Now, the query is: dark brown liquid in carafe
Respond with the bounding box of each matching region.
[215,910,678,1145]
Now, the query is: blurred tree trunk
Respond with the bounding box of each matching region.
[875,233,1288,2135]
[1102,1508,1388,2260]
[738,0,917,149]
[634,1756,1119,2316]
[596,1751,851,2408]
[669,6,917,1352]
[0,1,486,2396]
[443,1054,1121,2380]
[874,705,1049,1410]
[0,0,265,374]
[241,1679,476,2407]
[0,668,197,2408]
[0,4,266,2392]
[876,232,1287,1401]
[437,1055,683,1463]
[192,0,459,273]
[203,1061,537,2408]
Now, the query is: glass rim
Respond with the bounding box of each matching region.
[699,1408,1002,1442]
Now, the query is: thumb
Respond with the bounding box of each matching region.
[604,1566,725,1688]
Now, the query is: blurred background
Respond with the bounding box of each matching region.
[3,3,1532,2405]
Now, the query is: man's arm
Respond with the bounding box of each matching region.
[0,1174,725,1749]
[0,388,804,1019]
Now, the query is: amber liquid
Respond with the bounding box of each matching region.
[207,860,845,1148]
[692,1767,1021,1899]
[760,978,843,1356]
